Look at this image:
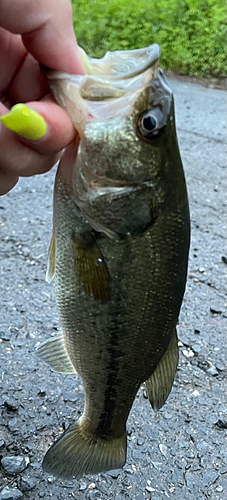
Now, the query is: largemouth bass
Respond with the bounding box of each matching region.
[37,44,190,479]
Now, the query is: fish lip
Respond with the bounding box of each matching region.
[46,44,160,82]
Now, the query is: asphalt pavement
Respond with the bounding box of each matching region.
[0,78,226,500]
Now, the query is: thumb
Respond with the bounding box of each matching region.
[0,0,85,74]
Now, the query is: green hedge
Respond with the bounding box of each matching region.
[72,0,226,77]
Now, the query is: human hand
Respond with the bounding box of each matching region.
[0,0,85,195]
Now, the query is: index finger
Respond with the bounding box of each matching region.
[0,0,85,74]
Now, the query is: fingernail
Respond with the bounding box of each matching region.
[0,104,47,140]
[78,46,93,74]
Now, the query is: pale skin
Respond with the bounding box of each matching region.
[0,0,85,195]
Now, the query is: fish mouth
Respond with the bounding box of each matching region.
[79,44,160,80]
[46,45,161,132]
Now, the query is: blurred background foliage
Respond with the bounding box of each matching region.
[72,0,226,77]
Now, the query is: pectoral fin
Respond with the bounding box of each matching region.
[46,232,56,283]
[145,328,179,410]
[72,234,110,303]
[37,333,76,374]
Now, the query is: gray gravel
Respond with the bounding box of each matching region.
[0,78,226,499]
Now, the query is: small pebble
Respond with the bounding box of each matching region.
[4,400,18,412]
[0,440,5,449]
[0,487,23,500]
[107,469,121,479]
[191,390,200,397]
[159,443,168,458]
[22,247,30,257]
[191,343,201,354]
[1,455,29,475]
[206,365,219,376]
[20,475,36,492]
[79,482,87,491]
[87,491,99,500]
[63,391,78,403]
[215,362,226,371]
[37,390,46,397]
[88,483,96,489]
[124,467,133,474]
[132,449,142,460]
[179,337,190,346]
[164,411,173,419]
[182,349,194,358]
[202,470,219,487]
[8,418,19,432]
[137,437,144,445]
[216,485,223,492]
[98,484,109,494]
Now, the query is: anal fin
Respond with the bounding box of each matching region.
[36,333,76,374]
[145,328,179,410]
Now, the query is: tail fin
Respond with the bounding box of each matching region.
[43,418,127,479]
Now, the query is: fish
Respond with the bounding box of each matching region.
[37,44,190,479]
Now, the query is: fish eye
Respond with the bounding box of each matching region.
[138,109,164,139]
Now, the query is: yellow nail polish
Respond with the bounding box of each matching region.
[0,104,47,140]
